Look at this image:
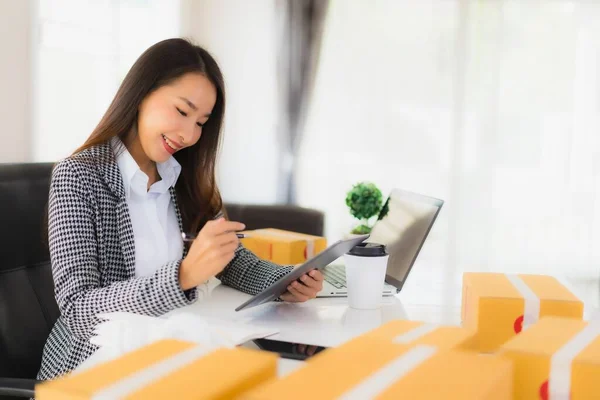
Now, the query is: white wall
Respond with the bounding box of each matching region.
[181,0,280,205]
[0,0,34,162]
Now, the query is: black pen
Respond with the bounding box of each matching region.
[181,232,247,243]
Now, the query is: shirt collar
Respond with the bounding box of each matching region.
[112,137,181,198]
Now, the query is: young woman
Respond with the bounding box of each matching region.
[37,38,324,380]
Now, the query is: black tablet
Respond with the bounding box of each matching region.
[250,338,328,360]
[235,234,369,311]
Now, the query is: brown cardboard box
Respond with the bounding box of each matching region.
[36,339,278,400]
[241,228,327,265]
[498,317,600,400]
[462,272,583,352]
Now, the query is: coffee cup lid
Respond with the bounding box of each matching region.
[347,242,387,257]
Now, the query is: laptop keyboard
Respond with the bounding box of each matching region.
[322,265,347,289]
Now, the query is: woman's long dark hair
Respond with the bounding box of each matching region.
[73,38,226,235]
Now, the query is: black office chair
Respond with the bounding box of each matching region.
[224,203,324,237]
[0,163,59,400]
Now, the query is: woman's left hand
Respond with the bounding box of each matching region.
[280,270,324,302]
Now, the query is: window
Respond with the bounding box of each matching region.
[297,0,600,287]
[33,0,181,162]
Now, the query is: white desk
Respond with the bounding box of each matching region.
[75,269,598,379]
[76,278,462,377]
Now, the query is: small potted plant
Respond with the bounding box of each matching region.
[345,182,385,235]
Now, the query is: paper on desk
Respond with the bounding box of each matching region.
[89,311,279,357]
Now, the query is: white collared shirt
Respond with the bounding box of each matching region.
[114,140,184,278]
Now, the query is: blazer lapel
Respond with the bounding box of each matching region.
[94,140,136,278]
[115,199,136,278]
[169,186,188,258]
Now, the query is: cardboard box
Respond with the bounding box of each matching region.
[498,317,600,400]
[240,228,327,265]
[461,272,583,352]
[243,338,513,400]
[36,339,278,400]
[341,319,478,351]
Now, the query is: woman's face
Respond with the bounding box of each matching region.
[135,72,217,164]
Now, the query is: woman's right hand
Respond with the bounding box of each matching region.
[178,218,245,290]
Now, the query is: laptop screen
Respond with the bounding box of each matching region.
[366,188,444,290]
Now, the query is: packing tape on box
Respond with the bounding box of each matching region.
[549,321,600,400]
[252,229,316,259]
[338,345,438,400]
[505,274,540,330]
[393,323,439,344]
[91,344,215,399]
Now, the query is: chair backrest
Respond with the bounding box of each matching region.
[224,204,324,236]
[0,163,60,380]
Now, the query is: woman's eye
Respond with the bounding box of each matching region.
[176,107,187,117]
[196,122,204,128]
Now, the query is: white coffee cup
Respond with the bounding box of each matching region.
[343,243,389,310]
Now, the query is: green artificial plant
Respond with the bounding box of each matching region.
[345,182,384,234]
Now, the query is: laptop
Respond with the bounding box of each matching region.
[317,188,444,298]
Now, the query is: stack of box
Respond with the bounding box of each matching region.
[459,272,598,399]
[243,272,591,399]
[35,271,595,399]
[240,228,327,265]
[461,272,584,352]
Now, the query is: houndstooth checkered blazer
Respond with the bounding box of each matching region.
[37,141,293,381]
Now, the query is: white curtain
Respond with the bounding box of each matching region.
[297,0,600,289]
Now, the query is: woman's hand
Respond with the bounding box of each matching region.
[279,270,324,302]
[179,218,245,290]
